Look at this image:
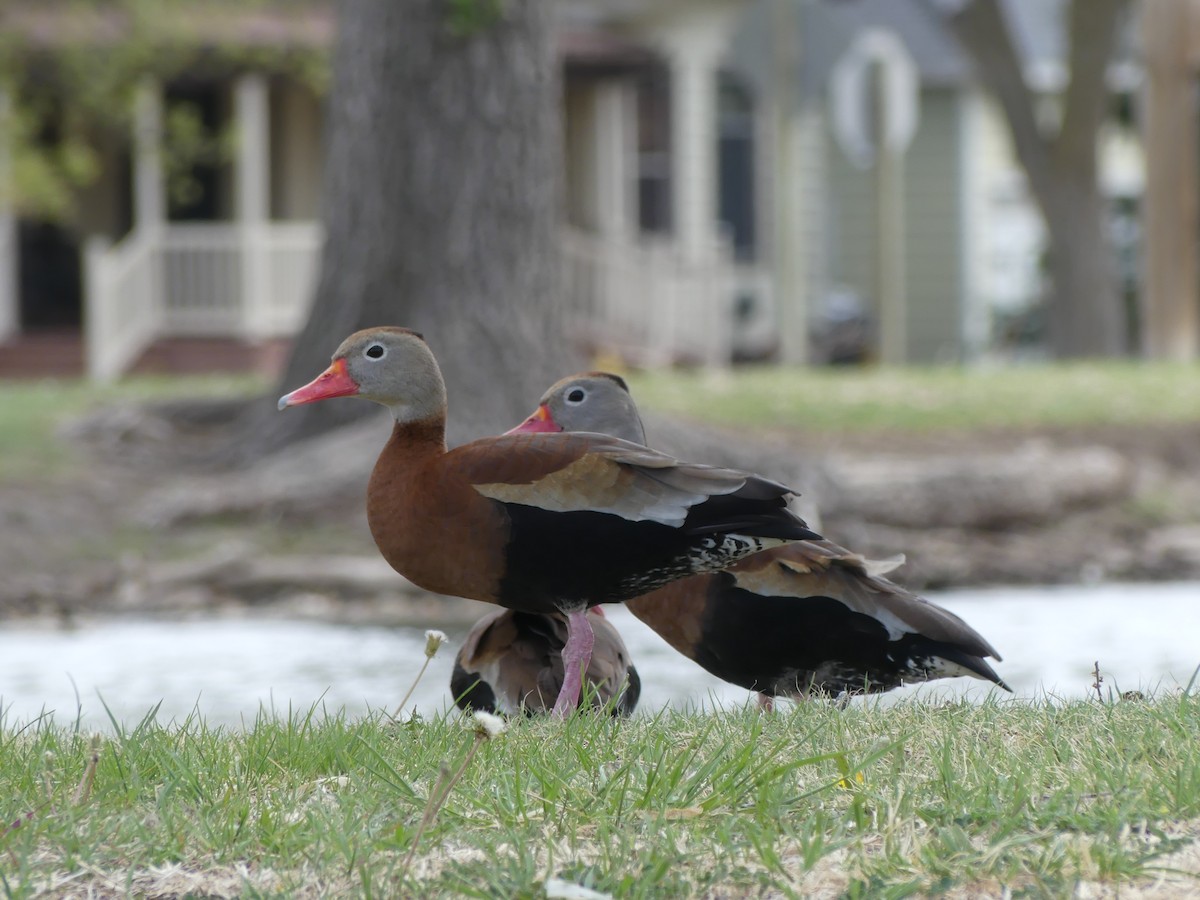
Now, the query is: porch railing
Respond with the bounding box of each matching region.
[85,229,161,382]
[85,222,322,380]
[156,222,322,337]
[0,213,16,343]
[562,229,734,367]
[85,221,735,380]
[160,224,241,335]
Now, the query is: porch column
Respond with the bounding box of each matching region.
[655,12,733,366]
[659,30,724,265]
[770,0,807,365]
[133,79,166,236]
[235,73,271,339]
[586,78,639,360]
[0,89,17,341]
[593,79,638,241]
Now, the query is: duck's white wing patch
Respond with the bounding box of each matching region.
[473,452,748,528]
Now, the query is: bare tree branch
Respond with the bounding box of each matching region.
[922,0,1128,356]
[942,0,1056,210]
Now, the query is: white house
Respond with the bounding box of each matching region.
[1,0,794,380]
[0,0,1146,380]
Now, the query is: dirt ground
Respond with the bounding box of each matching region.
[4,397,1200,624]
[803,419,1200,588]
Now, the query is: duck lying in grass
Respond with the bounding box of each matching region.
[451,607,640,716]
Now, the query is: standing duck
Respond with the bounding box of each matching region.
[278,328,820,716]
[451,607,640,716]
[508,372,1010,703]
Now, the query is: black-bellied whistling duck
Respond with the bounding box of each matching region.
[451,606,640,716]
[278,328,820,717]
[508,372,1011,704]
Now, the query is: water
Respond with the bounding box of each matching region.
[2,582,1198,728]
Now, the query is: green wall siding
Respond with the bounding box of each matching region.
[825,88,965,363]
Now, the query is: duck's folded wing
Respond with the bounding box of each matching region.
[455,432,816,539]
[730,541,1003,662]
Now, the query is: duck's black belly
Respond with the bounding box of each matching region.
[495,503,773,612]
[692,573,910,697]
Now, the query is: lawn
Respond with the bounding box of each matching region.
[5,361,1200,479]
[3,361,1198,482]
[626,361,1200,433]
[2,690,1198,898]
[0,375,263,482]
[3,365,1199,897]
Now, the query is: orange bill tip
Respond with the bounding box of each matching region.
[277,358,359,410]
[504,403,562,434]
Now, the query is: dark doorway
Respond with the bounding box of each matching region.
[637,63,672,235]
[18,220,82,330]
[165,81,226,222]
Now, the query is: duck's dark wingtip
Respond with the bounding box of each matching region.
[616,665,642,717]
[975,658,1012,693]
[450,662,497,714]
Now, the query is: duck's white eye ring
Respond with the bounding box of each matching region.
[365,344,386,360]
[566,387,587,404]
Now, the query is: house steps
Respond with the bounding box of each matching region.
[0,332,290,380]
[0,330,85,378]
[127,337,291,378]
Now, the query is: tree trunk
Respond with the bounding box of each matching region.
[215,0,828,517]
[1044,182,1124,357]
[238,0,576,457]
[938,0,1128,358]
[1140,0,1200,359]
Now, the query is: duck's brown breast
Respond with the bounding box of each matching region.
[366,422,509,603]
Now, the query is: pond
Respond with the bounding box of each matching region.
[2,581,1198,729]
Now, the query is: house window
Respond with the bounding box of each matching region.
[718,73,756,261]
[636,63,671,234]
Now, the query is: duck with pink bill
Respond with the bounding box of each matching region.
[507,372,1010,707]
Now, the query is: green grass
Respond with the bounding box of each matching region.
[2,693,1198,898]
[0,375,264,481]
[2,367,1200,895]
[3,361,1198,483]
[627,361,1200,433]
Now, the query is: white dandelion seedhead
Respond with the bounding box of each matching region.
[470,710,507,739]
[424,629,447,659]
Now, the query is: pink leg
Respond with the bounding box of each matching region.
[552,607,595,719]
[757,693,775,713]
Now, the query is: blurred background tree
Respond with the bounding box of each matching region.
[242,0,576,454]
[928,0,1131,358]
